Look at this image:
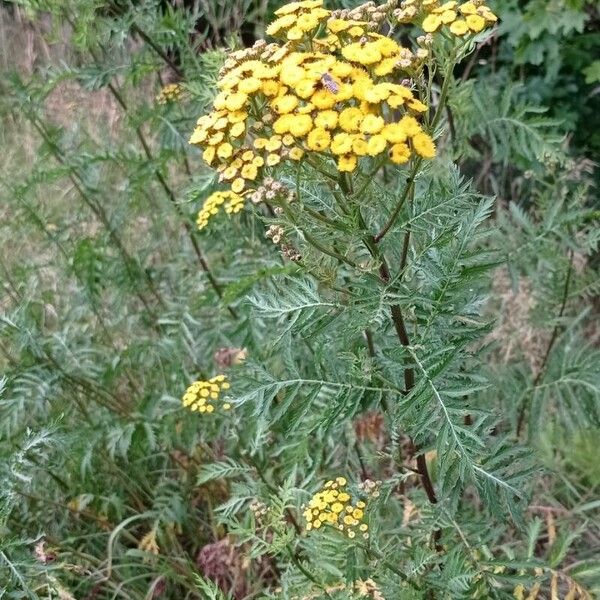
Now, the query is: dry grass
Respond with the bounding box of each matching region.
[0,6,176,282]
[485,267,550,373]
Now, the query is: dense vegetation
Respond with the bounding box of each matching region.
[1,0,599,598]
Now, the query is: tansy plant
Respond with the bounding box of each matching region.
[186,0,552,597]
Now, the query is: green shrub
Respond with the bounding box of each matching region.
[1,1,598,598]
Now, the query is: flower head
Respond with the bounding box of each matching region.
[182,375,232,414]
[156,83,184,104]
[406,0,497,36]
[196,190,245,229]
[302,476,369,540]
[188,0,445,231]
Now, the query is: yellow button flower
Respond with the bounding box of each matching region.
[412,132,436,158]
[231,178,245,193]
[364,84,392,104]
[408,98,428,113]
[230,122,246,138]
[273,114,294,134]
[315,110,338,130]
[296,78,318,99]
[307,128,332,152]
[450,19,469,35]
[312,89,338,110]
[330,61,354,78]
[399,115,422,137]
[274,0,324,16]
[459,1,477,15]
[360,114,385,135]
[374,36,401,57]
[225,92,248,111]
[347,25,364,37]
[222,166,237,180]
[359,44,383,65]
[261,80,280,96]
[327,18,350,33]
[266,14,296,36]
[466,14,486,32]
[189,128,208,145]
[330,133,353,155]
[352,135,369,156]
[289,114,313,137]
[241,164,258,180]
[202,147,216,165]
[217,143,233,159]
[339,107,364,132]
[289,147,305,160]
[441,9,457,24]
[280,66,306,87]
[272,94,299,114]
[297,13,320,32]
[338,154,358,172]
[367,135,387,156]
[287,26,304,40]
[374,57,399,77]
[238,77,262,94]
[266,136,283,152]
[382,123,408,144]
[390,143,411,164]
[422,14,442,32]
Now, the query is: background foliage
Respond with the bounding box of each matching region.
[0,0,599,598]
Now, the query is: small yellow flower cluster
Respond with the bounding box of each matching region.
[156,83,184,105]
[196,190,244,230]
[266,0,330,40]
[182,375,232,413]
[302,477,369,539]
[422,1,497,35]
[395,0,497,35]
[189,0,437,229]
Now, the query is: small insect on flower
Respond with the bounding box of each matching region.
[320,72,340,94]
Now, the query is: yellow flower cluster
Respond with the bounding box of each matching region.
[189,0,436,229]
[157,83,184,105]
[196,190,244,230]
[266,0,330,40]
[182,375,232,413]
[422,1,497,35]
[395,0,497,35]
[302,477,369,539]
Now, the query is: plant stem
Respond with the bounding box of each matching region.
[374,160,421,243]
[281,201,360,271]
[131,23,183,78]
[374,58,455,243]
[28,117,163,318]
[339,174,439,508]
[354,542,421,590]
[286,545,334,599]
[102,79,238,319]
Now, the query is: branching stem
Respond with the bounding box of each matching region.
[374,58,455,243]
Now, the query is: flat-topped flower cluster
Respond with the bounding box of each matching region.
[400,0,497,35]
[182,375,232,414]
[189,0,496,229]
[303,476,370,539]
